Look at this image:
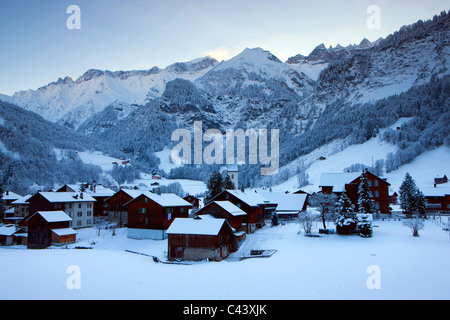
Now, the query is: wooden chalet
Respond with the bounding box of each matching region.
[125,191,193,240]
[263,193,308,220]
[166,217,240,261]
[421,186,450,213]
[196,200,247,231]
[105,189,144,226]
[210,189,276,233]
[319,171,390,214]
[25,211,77,249]
[183,195,200,209]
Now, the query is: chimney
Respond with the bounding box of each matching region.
[80,193,84,199]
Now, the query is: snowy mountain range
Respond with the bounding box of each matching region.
[0,10,449,193]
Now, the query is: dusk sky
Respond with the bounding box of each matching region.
[0,0,448,95]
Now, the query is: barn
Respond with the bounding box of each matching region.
[166,217,237,261]
[25,211,77,249]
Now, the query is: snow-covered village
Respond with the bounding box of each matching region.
[0,1,449,304]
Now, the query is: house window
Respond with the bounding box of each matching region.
[374,180,379,187]
[77,212,82,217]
[87,219,92,225]
[78,203,82,209]
[166,208,174,214]
[139,208,147,214]
[87,211,92,216]
[77,220,82,226]
[368,180,372,187]
[87,203,92,208]
[374,190,379,198]
[68,203,72,209]
[375,202,380,209]
[180,207,184,213]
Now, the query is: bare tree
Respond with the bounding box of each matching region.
[298,209,319,235]
[403,217,424,237]
[308,192,339,230]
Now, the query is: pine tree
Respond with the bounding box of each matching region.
[222,175,236,190]
[205,171,223,203]
[335,193,358,234]
[415,190,427,216]
[357,169,376,214]
[399,172,418,216]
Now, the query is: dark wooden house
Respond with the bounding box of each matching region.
[210,190,275,233]
[105,189,144,226]
[421,187,450,213]
[183,195,200,209]
[196,200,247,231]
[166,217,239,261]
[319,171,391,214]
[25,211,77,249]
[125,191,193,240]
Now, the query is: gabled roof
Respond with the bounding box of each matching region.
[217,189,273,207]
[57,184,115,197]
[262,193,308,212]
[166,218,230,235]
[2,191,21,201]
[27,211,73,223]
[51,228,77,236]
[125,191,193,207]
[318,173,361,192]
[0,225,20,236]
[11,194,32,205]
[30,192,96,203]
[421,187,450,197]
[211,201,247,216]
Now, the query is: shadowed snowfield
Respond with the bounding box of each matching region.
[1,219,449,300]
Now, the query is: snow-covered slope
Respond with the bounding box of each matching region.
[10,57,218,129]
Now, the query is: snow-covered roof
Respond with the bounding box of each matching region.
[318,173,361,192]
[0,225,19,236]
[125,191,193,207]
[2,191,21,201]
[222,189,272,207]
[35,192,96,203]
[51,228,77,236]
[227,164,238,172]
[121,189,148,199]
[263,193,308,212]
[421,187,450,197]
[213,201,247,216]
[11,194,32,205]
[58,184,115,197]
[32,211,73,223]
[166,218,228,236]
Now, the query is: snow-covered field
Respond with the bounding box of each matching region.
[1,219,449,300]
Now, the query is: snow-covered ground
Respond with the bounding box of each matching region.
[1,219,449,300]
